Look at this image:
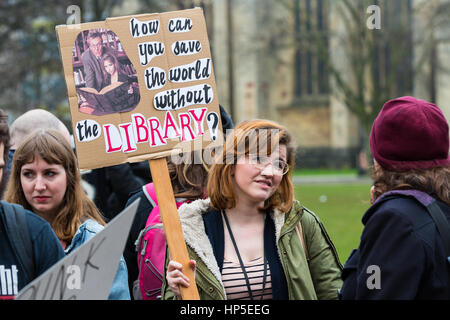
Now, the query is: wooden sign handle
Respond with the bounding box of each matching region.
[148,158,200,300]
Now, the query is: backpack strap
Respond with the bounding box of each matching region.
[142,183,157,208]
[142,182,188,209]
[0,201,35,282]
[376,190,450,265]
[135,183,158,252]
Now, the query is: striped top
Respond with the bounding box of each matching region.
[221,256,272,300]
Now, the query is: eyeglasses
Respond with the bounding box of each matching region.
[247,154,290,176]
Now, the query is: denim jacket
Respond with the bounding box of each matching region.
[65,219,131,300]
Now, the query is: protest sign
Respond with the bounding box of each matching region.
[56,7,222,170]
[15,199,139,300]
[56,7,219,299]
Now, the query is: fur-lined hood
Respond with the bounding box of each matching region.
[177,198,286,291]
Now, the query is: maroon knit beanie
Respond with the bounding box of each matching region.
[369,96,450,171]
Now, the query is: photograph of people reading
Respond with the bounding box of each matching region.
[73,29,140,116]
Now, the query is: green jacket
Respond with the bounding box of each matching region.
[161,199,343,300]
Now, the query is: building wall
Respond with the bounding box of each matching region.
[411,0,450,132]
[211,0,450,167]
[211,0,230,111]
[275,106,330,147]
[109,0,450,157]
[437,43,450,124]
[210,0,358,168]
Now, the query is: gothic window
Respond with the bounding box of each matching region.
[294,0,329,99]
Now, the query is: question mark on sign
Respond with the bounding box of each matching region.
[206,112,219,141]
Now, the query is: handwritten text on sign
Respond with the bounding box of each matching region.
[76,107,219,153]
[75,15,217,152]
[15,200,139,300]
[131,16,212,111]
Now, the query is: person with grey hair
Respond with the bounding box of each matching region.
[10,109,71,150]
[7,109,71,176]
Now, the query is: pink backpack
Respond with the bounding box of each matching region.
[135,183,186,300]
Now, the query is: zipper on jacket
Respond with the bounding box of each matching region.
[277,237,293,299]
[277,203,303,299]
[277,213,300,300]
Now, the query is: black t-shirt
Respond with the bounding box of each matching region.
[0,209,65,300]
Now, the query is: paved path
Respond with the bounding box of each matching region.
[292,174,372,185]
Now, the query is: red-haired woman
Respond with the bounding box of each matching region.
[163,119,342,300]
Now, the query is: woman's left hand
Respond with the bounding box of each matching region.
[166,259,196,299]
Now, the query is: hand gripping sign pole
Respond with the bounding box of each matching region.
[149,157,200,300]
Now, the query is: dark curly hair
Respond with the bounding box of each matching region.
[371,162,450,206]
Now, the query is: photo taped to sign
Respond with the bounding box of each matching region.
[73,28,141,116]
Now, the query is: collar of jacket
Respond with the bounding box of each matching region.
[177,198,287,297]
[361,190,440,226]
[64,219,103,254]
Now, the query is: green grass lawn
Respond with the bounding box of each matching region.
[293,168,358,176]
[294,183,372,264]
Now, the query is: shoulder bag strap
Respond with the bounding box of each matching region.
[426,201,450,264]
[377,190,450,264]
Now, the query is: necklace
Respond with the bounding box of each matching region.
[221,210,268,300]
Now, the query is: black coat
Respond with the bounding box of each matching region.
[340,194,450,299]
[82,163,147,221]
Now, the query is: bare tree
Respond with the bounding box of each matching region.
[0,0,165,119]
[258,0,450,135]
